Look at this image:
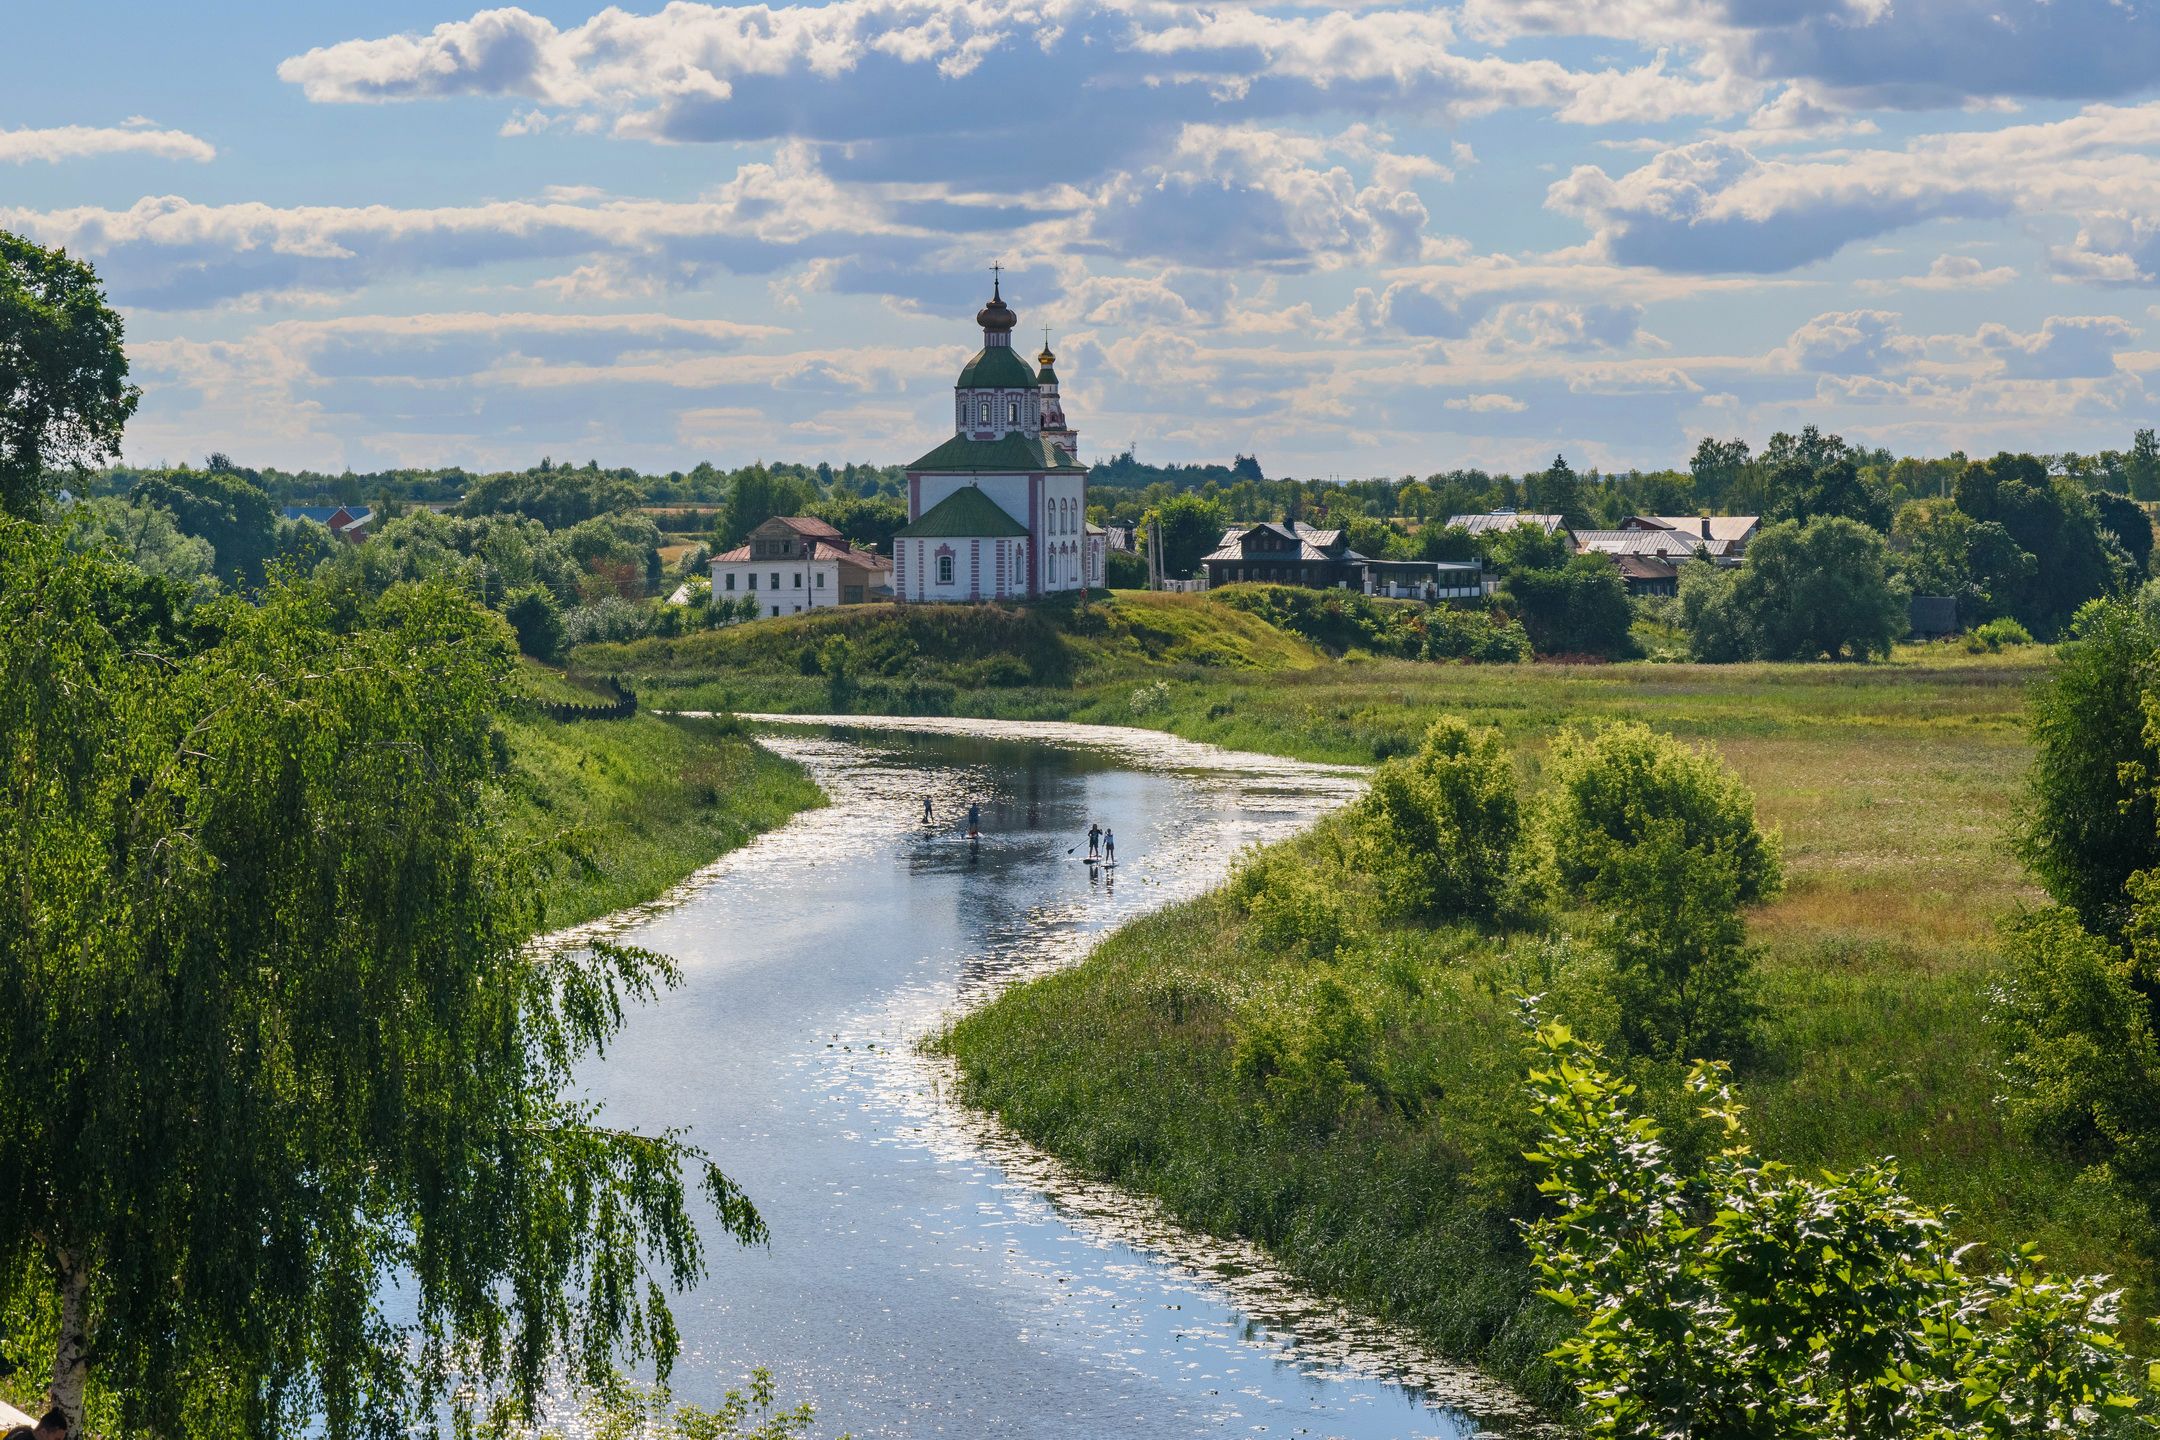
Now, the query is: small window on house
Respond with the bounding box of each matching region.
[725,573,737,591]
[748,573,758,591]
[794,572,802,587]
[771,605,780,617]
[770,572,780,589]
[817,572,826,587]
[937,554,955,585]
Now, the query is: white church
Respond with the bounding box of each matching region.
[892,276,1103,602]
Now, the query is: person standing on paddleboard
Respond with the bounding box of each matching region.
[1087,822,1102,859]
[922,795,933,824]
[1102,827,1115,864]
[967,802,981,836]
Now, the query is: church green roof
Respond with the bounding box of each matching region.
[894,484,1031,539]
[955,344,1039,390]
[904,431,1085,473]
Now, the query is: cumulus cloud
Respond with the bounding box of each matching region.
[1859,252,2016,293]
[278,1,1754,187]
[1445,392,1528,412]
[1778,309,1923,374]
[1549,103,2160,272]
[1973,315,2137,380]
[0,122,215,165]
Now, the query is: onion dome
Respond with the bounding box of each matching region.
[1036,342,1059,387]
[975,275,1016,334]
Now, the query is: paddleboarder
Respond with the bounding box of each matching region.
[922,795,933,824]
[967,801,981,837]
[1102,826,1116,865]
[1087,822,1102,860]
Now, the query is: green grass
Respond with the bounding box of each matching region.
[934,642,2151,1415]
[494,705,823,933]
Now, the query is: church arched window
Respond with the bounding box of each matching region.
[977,399,989,425]
[1007,399,1018,425]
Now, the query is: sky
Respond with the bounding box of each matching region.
[6,0,2160,479]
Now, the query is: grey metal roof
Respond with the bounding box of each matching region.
[1446,511,1568,536]
[1575,529,1731,559]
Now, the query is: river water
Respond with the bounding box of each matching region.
[557,717,1540,1439]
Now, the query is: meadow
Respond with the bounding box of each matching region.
[576,592,2105,1404]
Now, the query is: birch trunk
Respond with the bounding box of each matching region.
[50,1246,89,1434]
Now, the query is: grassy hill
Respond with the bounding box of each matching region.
[572,591,1330,715]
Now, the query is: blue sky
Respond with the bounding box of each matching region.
[6,0,2160,477]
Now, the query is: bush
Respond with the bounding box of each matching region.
[1242,867,1351,963]
[1105,549,1148,588]
[1231,968,1386,1129]
[560,594,659,647]
[1523,1017,2152,1439]
[1506,554,1635,658]
[1709,515,1907,661]
[1353,717,1519,921]
[500,585,564,660]
[1966,615,2034,651]
[2016,599,2160,937]
[1421,607,1532,662]
[1529,722,1781,1059]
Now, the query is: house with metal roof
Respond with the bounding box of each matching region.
[1445,510,1575,546]
[892,275,1101,601]
[280,504,373,542]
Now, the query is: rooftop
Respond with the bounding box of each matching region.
[892,484,1031,540]
[905,431,1086,474]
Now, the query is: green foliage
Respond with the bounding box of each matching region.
[1234,856,1351,962]
[461,461,644,529]
[560,1368,827,1440]
[1105,548,1148,587]
[0,523,755,1436]
[1353,717,1520,922]
[1955,453,2125,639]
[712,465,817,549]
[61,495,216,597]
[501,584,565,659]
[1994,902,2160,1194]
[2093,491,2154,576]
[1523,454,1589,530]
[1762,424,1891,530]
[1144,493,1226,579]
[0,229,140,518]
[1523,1017,2153,1440]
[1891,501,2036,625]
[1507,554,1635,658]
[2016,599,2160,937]
[1966,616,2034,652]
[1231,968,1388,1129]
[1687,516,1906,662]
[131,467,280,589]
[1530,722,1781,1058]
[1213,583,1525,662]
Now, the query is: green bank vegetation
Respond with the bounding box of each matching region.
[934,639,2155,1419]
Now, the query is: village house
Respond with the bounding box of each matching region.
[1573,515,1758,595]
[710,515,891,617]
[1445,509,1576,549]
[281,504,373,542]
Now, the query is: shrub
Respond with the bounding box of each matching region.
[1421,607,1532,662]
[500,584,564,660]
[1128,678,1171,716]
[1231,969,1385,1129]
[1240,865,1351,963]
[1105,549,1148,588]
[1506,554,1635,658]
[1708,516,1907,661]
[559,594,659,647]
[2016,598,2160,937]
[1354,717,1519,921]
[1966,615,2034,651]
[1529,722,1781,1059]
[1993,900,2160,1190]
[1523,1016,2152,1440]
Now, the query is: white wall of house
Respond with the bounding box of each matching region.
[711,555,843,617]
[894,536,1029,602]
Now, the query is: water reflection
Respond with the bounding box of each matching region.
[555,716,1545,1439]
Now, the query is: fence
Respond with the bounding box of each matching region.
[528,676,638,721]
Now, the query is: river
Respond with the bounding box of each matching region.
[557,717,1540,1439]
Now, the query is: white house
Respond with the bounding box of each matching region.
[711,515,891,618]
[893,277,1094,602]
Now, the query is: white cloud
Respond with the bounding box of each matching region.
[0,123,215,165]
[1972,314,2137,380]
[1858,252,2017,293]
[1445,392,1528,412]
[1778,309,1924,375]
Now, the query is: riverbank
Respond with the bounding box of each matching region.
[933,643,2157,1414]
[497,663,824,931]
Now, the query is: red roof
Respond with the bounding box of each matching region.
[711,540,888,570]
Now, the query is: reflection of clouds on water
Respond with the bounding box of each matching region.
[541,717,1545,1439]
